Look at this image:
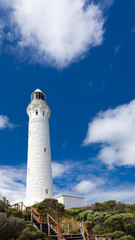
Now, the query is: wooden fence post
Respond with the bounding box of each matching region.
[47,214,50,236]
[40,223,42,231]
[67,223,70,234]
[31,209,33,224]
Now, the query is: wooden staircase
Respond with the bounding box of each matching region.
[7,201,112,240]
[32,220,57,237]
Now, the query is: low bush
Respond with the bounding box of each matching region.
[6,208,23,218]
[35,198,65,220]
[119,236,135,240]
[110,231,125,239]
[0,213,25,239]
[20,227,46,240]
[0,197,9,212]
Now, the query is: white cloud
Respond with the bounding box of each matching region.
[83,100,135,168]
[73,178,135,204]
[52,162,69,178]
[0,165,26,204]
[84,187,135,204]
[1,162,135,205]
[74,180,98,194]
[73,177,135,204]
[0,162,68,204]
[0,0,105,68]
[0,115,15,129]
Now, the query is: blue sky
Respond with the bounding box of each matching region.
[0,0,135,204]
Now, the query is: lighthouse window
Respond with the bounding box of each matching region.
[39,92,42,100]
[44,148,46,152]
[36,92,39,99]
[43,111,45,116]
[46,189,48,194]
[36,110,38,115]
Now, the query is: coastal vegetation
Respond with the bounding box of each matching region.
[0,198,135,240]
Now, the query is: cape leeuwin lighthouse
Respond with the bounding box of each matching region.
[26,89,53,206]
[26,89,84,208]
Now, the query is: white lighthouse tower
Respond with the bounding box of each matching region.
[26,89,53,206]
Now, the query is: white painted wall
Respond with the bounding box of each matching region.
[26,91,53,206]
[54,194,84,209]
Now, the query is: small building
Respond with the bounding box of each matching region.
[54,194,84,209]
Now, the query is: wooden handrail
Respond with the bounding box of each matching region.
[32,208,48,217]
[47,213,57,224]
[17,205,22,212]
[57,222,62,237]
[7,200,12,207]
[32,207,40,216]
[22,202,27,208]
[82,221,90,236]
[47,213,62,237]
[11,201,23,206]
[33,213,42,224]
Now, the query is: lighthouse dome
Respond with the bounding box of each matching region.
[35,89,43,93]
[31,89,46,101]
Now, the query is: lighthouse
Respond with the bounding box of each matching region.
[26,89,53,206]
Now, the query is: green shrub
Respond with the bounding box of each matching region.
[36,198,59,210]
[65,208,82,217]
[119,236,135,240]
[6,208,23,218]
[24,222,35,231]
[0,197,9,212]
[36,198,65,220]
[104,214,124,232]
[92,224,103,234]
[66,207,82,214]
[0,200,6,212]
[20,227,35,240]
[85,220,94,229]
[77,210,94,221]
[0,213,25,239]
[110,231,125,239]
[20,227,46,240]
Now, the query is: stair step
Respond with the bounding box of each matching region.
[65,238,83,239]
[64,234,83,240]
[64,235,82,237]
[33,219,57,236]
[65,237,83,239]
[65,238,83,240]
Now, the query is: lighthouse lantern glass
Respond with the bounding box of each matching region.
[32,92,45,101]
